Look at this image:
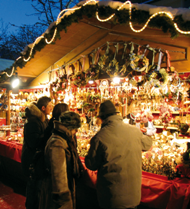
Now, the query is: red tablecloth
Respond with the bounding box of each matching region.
[141,171,190,209]
[0,140,190,209]
[80,157,190,209]
[0,139,22,163]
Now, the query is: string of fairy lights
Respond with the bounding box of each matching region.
[2,0,190,78]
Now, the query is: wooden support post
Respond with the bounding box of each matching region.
[6,90,11,136]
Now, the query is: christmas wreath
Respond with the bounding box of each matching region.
[129,54,149,72]
[72,71,88,87]
[85,51,100,81]
[149,68,169,87]
[127,44,149,73]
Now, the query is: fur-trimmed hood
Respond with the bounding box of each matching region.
[25,102,46,122]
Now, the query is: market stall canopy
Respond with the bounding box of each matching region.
[1,0,190,87]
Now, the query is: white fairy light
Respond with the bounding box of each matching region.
[23,35,44,62]
[89,80,94,84]
[64,90,70,104]
[113,77,120,84]
[174,23,190,34]
[57,7,81,21]
[129,11,174,33]
[45,28,57,44]
[11,0,190,74]
[96,12,115,22]
[117,0,131,11]
[2,66,15,77]
[83,0,97,6]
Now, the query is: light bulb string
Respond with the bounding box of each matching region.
[3,0,189,78]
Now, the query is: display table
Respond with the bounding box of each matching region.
[0,139,22,163]
[0,139,26,183]
[80,157,190,209]
[0,139,190,209]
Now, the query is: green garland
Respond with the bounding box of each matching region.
[1,3,190,83]
[71,71,88,87]
[85,65,100,81]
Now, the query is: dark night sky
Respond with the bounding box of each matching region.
[0,0,38,31]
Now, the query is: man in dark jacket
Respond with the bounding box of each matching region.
[85,100,153,209]
[21,96,53,209]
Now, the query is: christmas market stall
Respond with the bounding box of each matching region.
[0,1,190,208]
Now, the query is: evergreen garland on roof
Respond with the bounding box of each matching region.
[1,3,190,83]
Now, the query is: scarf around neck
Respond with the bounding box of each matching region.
[53,121,81,179]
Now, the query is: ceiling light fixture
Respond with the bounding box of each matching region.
[11,73,20,89]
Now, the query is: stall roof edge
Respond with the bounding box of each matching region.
[4,0,190,87]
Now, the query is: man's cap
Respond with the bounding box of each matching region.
[97,100,119,118]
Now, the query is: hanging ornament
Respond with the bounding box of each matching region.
[106,43,120,77]
[99,79,109,89]
[68,64,75,83]
[98,42,110,74]
[118,42,129,77]
[85,48,100,81]
[56,66,68,91]
[156,50,163,72]
[129,43,149,73]
[48,71,52,83]
[72,58,88,87]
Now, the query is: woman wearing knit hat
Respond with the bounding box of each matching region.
[39,111,82,209]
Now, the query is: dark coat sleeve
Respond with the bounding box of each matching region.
[141,133,152,151]
[85,135,103,171]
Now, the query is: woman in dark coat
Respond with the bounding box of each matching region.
[42,103,69,148]
[39,111,82,209]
